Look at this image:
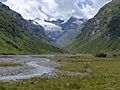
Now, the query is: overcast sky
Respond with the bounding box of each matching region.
[2,0,112,20]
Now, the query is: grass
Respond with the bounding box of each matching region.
[51,55,91,73]
[0,55,120,90]
[0,3,63,55]
[0,62,22,67]
[66,1,120,53]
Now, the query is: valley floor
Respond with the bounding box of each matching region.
[0,54,120,90]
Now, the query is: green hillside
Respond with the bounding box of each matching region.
[67,0,120,53]
[0,3,62,54]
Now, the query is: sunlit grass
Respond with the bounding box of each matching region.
[0,62,22,67]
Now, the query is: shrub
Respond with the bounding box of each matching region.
[95,53,107,58]
[112,53,120,56]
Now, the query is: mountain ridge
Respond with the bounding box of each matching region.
[55,16,87,48]
[42,16,87,48]
[0,2,62,54]
[66,0,120,53]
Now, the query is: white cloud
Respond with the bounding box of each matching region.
[3,0,112,20]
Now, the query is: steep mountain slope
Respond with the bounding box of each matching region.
[67,0,120,53]
[0,3,62,54]
[31,18,63,40]
[43,19,64,40]
[55,17,87,48]
[42,17,86,48]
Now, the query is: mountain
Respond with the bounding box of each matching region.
[44,19,64,26]
[30,18,63,40]
[60,16,85,31]
[0,3,62,54]
[43,16,86,48]
[66,0,120,53]
[55,16,87,48]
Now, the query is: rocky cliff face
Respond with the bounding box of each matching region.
[55,16,87,48]
[0,3,62,54]
[67,0,120,53]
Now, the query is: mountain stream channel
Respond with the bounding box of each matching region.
[0,55,57,81]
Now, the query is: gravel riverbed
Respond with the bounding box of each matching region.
[0,55,57,81]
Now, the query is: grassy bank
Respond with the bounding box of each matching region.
[0,62,22,67]
[0,55,120,90]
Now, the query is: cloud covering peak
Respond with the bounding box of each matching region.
[3,0,112,20]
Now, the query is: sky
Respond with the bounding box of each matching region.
[1,0,112,21]
[0,0,6,2]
